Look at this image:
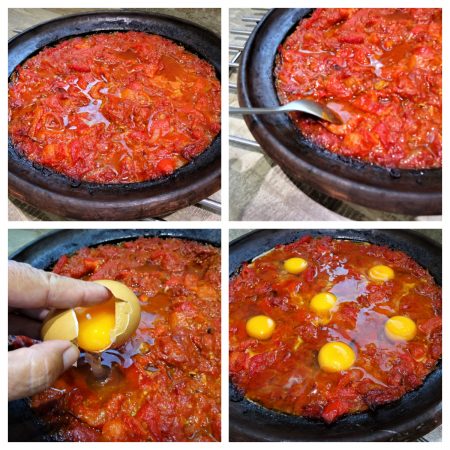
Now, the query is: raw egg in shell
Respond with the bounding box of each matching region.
[41,280,141,353]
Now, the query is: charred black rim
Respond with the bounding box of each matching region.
[8,11,221,220]
[229,229,441,442]
[238,9,441,215]
[8,228,221,442]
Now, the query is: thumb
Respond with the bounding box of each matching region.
[8,340,79,401]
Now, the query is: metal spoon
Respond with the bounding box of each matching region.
[229,99,343,125]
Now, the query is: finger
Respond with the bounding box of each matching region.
[8,340,79,401]
[8,314,42,339]
[9,261,111,309]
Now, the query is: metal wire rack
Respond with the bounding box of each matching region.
[228,9,440,222]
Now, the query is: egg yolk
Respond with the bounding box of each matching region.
[76,299,116,352]
[246,315,275,340]
[310,292,337,314]
[318,342,355,373]
[368,264,394,281]
[284,257,308,274]
[385,315,417,341]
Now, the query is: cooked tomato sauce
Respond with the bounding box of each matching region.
[229,236,441,423]
[31,237,221,441]
[275,9,442,169]
[9,32,221,183]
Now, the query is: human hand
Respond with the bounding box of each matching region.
[8,261,111,401]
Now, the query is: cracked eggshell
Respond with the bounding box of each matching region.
[41,280,141,352]
[94,279,141,348]
[41,309,78,342]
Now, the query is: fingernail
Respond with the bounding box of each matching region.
[102,286,113,300]
[92,284,112,300]
[62,344,79,370]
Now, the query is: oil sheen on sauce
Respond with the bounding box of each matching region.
[275,8,442,169]
[8,32,221,183]
[229,236,442,423]
[31,237,221,442]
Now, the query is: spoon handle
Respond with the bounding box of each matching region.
[229,102,343,124]
[229,106,291,115]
